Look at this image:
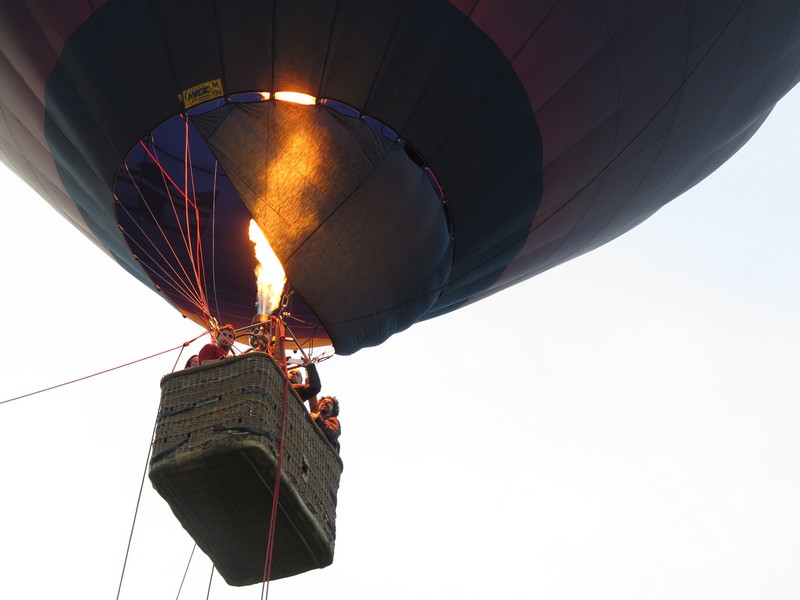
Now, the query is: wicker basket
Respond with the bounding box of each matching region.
[149,352,343,585]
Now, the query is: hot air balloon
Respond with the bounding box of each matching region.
[3,0,800,586]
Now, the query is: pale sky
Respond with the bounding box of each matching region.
[0,84,798,599]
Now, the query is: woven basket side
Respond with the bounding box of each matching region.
[149,353,343,584]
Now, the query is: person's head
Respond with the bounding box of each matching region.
[216,324,236,350]
[185,355,200,369]
[318,396,339,417]
[288,369,303,385]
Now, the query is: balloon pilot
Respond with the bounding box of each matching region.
[198,323,236,364]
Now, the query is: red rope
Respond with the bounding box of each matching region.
[131,129,215,324]
[138,140,198,209]
[0,333,208,406]
[260,324,291,600]
[126,141,211,320]
[182,118,210,320]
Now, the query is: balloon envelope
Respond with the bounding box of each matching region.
[1,0,799,354]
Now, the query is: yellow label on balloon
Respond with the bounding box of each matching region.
[180,78,224,109]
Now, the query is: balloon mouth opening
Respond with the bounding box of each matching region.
[112,92,450,352]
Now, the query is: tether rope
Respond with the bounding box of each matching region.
[204,565,215,600]
[115,416,158,600]
[171,343,190,373]
[114,334,211,599]
[0,332,208,406]
[175,544,197,600]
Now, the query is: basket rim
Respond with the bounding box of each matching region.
[162,350,278,384]
[158,351,343,467]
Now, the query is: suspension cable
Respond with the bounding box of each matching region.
[210,160,221,319]
[144,133,211,319]
[115,173,209,315]
[183,118,210,318]
[126,134,213,321]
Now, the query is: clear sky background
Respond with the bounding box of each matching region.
[1,84,798,599]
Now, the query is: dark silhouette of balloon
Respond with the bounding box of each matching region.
[1,1,799,354]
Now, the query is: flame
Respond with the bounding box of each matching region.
[248,219,286,314]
